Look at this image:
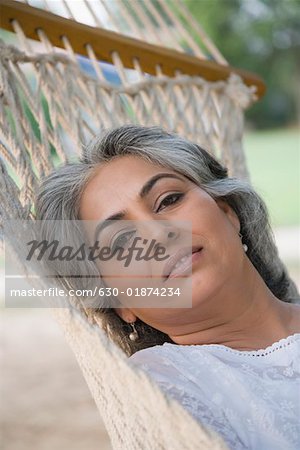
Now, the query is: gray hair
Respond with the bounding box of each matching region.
[35,124,292,356]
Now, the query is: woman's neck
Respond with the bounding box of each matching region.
[168,262,300,351]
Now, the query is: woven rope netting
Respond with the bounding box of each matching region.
[0,32,256,220]
[0,1,299,449]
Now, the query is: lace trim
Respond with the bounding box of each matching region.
[164,332,300,357]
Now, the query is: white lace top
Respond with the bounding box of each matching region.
[129,333,300,450]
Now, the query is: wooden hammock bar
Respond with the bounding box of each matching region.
[0,0,266,97]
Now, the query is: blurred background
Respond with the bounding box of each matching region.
[1,0,299,449]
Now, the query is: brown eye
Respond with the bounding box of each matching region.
[156,193,184,213]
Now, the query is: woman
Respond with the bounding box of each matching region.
[35,125,300,450]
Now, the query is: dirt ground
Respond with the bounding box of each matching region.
[1,309,112,450]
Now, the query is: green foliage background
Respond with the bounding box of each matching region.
[182,0,300,129]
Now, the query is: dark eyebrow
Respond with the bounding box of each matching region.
[139,173,185,198]
[93,173,185,242]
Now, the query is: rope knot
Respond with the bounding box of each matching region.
[0,39,25,62]
[225,73,257,109]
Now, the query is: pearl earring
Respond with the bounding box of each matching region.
[129,322,139,341]
[238,232,248,253]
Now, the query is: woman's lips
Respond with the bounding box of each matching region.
[163,247,203,281]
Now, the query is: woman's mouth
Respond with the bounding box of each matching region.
[163,246,203,281]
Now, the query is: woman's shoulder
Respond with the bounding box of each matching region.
[129,343,177,369]
[128,342,192,383]
[129,332,300,370]
[128,341,226,382]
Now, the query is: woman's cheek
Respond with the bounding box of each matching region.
[99,258,162,308]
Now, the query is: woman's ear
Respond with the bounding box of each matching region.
[215,199,240,233]
[114,307,137,323]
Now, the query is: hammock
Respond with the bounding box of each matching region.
[1,1,299,449]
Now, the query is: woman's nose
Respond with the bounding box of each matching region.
[137,220,180,249]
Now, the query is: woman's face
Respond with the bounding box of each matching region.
[79,154,243,337]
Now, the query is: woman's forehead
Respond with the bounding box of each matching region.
[94,154,175,183]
